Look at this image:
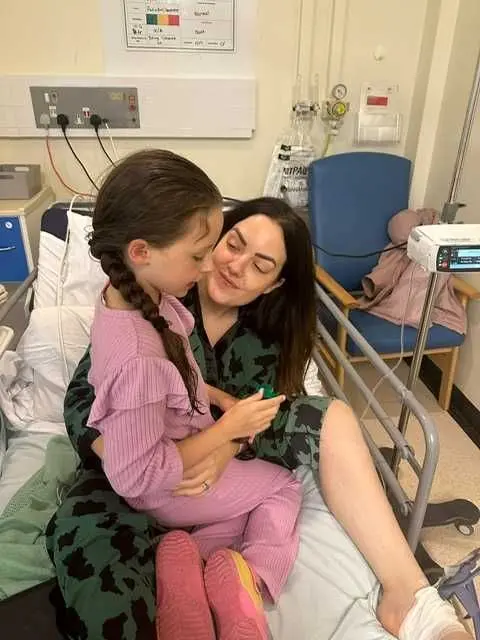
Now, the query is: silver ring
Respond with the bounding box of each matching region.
[203,481,209,491]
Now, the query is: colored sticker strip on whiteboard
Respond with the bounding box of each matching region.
[124,0,235,52]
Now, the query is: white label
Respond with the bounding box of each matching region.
[123,0,235,51]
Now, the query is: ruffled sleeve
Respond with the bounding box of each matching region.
[88,356,184,498]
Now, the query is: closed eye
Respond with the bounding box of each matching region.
[254,262,272,274]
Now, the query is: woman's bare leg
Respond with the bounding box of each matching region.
[318,400,470,638]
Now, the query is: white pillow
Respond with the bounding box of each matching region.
[34,210,106,309]
[61,211,106,307]
[17,306,94,424]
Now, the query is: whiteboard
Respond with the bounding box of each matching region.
[100,0,256,76]
[123,0,235,52]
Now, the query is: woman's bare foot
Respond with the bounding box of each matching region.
[377,587,416,637]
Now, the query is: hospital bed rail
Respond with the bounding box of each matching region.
[0,270,37,327]
[314,282,439,552]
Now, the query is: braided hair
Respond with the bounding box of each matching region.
[89,149,221,412]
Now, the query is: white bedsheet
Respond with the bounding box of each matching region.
[0,349,67,514]
[267,467,394,640]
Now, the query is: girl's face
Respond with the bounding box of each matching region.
[127,207,224,298]
[206,214,287,308]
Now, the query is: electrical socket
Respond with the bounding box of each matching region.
[30,86,140,129]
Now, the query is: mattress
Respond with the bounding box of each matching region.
[268,466,393,640]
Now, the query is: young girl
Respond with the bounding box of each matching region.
[87,150,302,640]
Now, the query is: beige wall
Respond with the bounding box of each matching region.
[423,0,480,211]
[3,1,480,405]
[409,0,480,409]
[453,99,480,409]
[1,0,430,199]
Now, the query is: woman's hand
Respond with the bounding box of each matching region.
[173,441,240,496]
[91,435,104,459]
[206,385,239,413]
[219,390,285,441]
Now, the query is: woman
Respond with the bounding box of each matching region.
[46,198,469,640]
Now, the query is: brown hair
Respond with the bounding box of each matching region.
[222,197,316,396]
[89,149,221,412]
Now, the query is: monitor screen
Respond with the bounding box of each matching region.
[449,247,480,270]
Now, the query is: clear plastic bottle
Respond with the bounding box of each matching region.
[263,103,317,209]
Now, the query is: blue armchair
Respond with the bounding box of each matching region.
[309,152,479,410]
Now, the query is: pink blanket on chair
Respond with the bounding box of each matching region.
[357,209,467,335]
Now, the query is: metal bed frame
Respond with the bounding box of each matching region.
[313,286,438,552]
[0,199,440,555]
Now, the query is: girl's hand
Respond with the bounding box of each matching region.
[219,390,285,441]
[215,389,239,413]
[207,385,239,413]
[173,441,239,496]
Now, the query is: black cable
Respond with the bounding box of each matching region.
[57,114,99,191]
[90,114,115,166]
[277,189,409,258]
[95,129,116,166]
[312,241,407,259]
[222,193,407,258]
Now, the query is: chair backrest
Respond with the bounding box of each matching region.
[308,152,411,291]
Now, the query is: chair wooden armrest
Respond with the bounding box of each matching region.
[451,275,480,300]
[315,265,360,309]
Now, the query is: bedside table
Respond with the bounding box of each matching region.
[0,187,55,283]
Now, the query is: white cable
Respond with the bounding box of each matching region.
[56,195,78,387]
[360,264,418,423]
[325,0,336,93]
[104,122,119,162]
[295,0,304,81]
[308,0,319,84]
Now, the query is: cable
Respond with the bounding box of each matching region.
[57,114,99,191]
[90,114,115,166]
[104,121,119,162]
[295,0,304,80]
[320,133,333,158]
[95,129,116,166]
[359,263,418,424]
[313,241,408,259]
[56,195,77,386]
[358,265,417,493]
[223,194,407,258]
[45,128,92,197]
[61,129,99,190]
[278,189,408,258]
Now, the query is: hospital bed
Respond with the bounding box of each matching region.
[0,199,441,639]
